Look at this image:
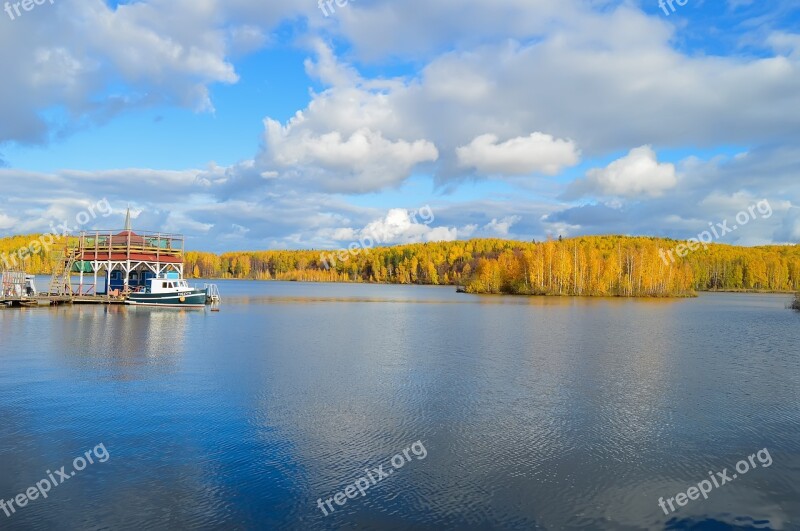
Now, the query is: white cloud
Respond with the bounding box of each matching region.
[457,133,580,176]
[0,212,18,231]
[768,31,800,60]
[567,146,678,199]
[0,144,797,251]
[2,0,800,249]
[351,6,799,150]
[357,208,454,244]
[458,224,478,238]
[485,216,522,236]
[263,122,439,193]
[0,0,267,144]
[318,208,459,247]
[425,226,459,242]
[245,10,800,193]
[331,0,570,61]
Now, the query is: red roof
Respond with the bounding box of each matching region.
[110,230,146,245]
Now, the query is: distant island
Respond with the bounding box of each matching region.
[3,234,798,298]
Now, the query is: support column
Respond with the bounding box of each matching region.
[107,261,112,296]
[124,264,130,293]
[92,263,98,296]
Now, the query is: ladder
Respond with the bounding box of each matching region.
[204,283,221,310]
[48,249,76,296]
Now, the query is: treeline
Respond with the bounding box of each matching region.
[3,235,799,297]
[183,236,800,297]
[0,234,56,273]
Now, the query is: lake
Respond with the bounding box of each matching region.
[1,281,798,530]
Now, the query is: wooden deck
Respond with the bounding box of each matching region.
[1,294,126,307]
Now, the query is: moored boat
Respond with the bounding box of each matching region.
[125,277,208,308]
[1,271,38,301]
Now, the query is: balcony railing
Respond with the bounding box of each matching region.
[71,230,185,261]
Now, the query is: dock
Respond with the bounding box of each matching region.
[1,294,125,307]
[3,292,219,308]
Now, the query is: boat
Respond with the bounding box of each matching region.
[1,271,38,301]
[125,277,209,308]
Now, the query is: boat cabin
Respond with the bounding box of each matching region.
[1,271,37,299]
[146,278,193,294]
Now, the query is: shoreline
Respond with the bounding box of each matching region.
[186,278,799,299]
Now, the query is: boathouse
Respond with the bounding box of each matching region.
[63,209,185,296]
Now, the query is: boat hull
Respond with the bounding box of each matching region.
[125,289,208,308]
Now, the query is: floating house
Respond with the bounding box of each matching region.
[64,209,186,296]
[2,210,220,308]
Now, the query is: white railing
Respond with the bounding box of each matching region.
[204,283,221,305]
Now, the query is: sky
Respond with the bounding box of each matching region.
[0,0,799,252]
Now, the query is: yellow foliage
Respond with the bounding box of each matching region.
[4,235,799,297]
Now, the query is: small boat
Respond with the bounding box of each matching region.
[125,277,208,308]
[1,271,37,301]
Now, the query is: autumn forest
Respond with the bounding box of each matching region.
[3,234,799,297]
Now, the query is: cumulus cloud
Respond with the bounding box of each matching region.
[331,0,570,61]
[544,145,800,245]
[484,216,522,236]
[0,212,18,231]
[0,0,303,145]
[357,208,457,244]
[263,122,439,193]
[313,3,800,155]
[0,146,795,251]
[566,146,678,199]
[315,208,459,249]
[243,5,800,195]
[456,133,580,176]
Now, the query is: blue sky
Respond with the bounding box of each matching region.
[0,0,799,252]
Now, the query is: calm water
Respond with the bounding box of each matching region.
[0,281,798,530]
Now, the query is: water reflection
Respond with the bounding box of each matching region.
[0,284,797,530]
[41,304,192,378]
